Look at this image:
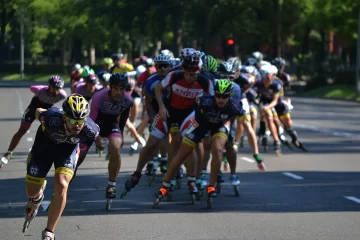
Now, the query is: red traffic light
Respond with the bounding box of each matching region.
[227,39,234,45]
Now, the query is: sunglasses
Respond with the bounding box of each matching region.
[66,117,86,125]
[156,64,170,69]
[218,74,235,80]
[215,93,230,99]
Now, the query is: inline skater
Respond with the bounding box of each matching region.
[23,94,99,240]
[1,76,67,168]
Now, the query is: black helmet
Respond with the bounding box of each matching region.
[245,57,258,67]
[109,73,129,87]
[218,61,235,74]
[111,53,124,62]
[85,74,97,84]
[62,94,90,120]
[48,75,64,88]
[272,57,286,68]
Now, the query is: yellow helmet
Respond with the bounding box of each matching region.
[62,94,90,119]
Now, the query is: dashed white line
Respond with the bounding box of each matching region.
[344,196,360,204]
[293,123,360,141]
[26,137,33,142]
[241,157,255,163]
[282,172,304,180]
[15,90,24,113]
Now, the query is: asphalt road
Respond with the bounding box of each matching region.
[0,86,359,240]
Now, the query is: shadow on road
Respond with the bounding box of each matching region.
[1,171,359,219]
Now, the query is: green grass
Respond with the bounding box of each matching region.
[0,73,63,82]
[302,84,360,101]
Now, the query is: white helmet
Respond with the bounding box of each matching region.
[259,64,278,77]
[154,54,172,64]
[136,65,146,79]
[252,51,263,61]
[179,48,197,61]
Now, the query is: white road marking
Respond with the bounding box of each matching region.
[26,137,33,142]
[15,90,24,113]
[344,196,360,204]
[241,157,255,163]
[293,123,360,141]
[282,172,304,180]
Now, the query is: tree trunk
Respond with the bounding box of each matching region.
[90,44,95,65]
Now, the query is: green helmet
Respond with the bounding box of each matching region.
[214,79,233,95]
[205,55,218,72]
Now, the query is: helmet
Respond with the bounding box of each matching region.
[259,64,278,78]
[272,57,286,68]
[159,49,174,58]
[227,57,241,71]
[81,66,94,78]
[102,58,113,66]
[240,65,257,75]
[245,58,258,67]
[72,64,81,71]
[48,75,64,88]
[214,79,233,95]
[199,52,207,69]
[172,58,181,67]
[62,94,90,120]
[111,53,124,62]
[136,65,147,79]
[252,51,263,62]
[179,48,196,61]
[205,55,217,72]
[85,73,97,84]
[182,51,202,72]
[218,61,235,74]
[98,72,111,85]
[154,53,172,65]
[109,73,129,87]
[144,58,155,67]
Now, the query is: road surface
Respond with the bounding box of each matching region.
[0,87,359,240]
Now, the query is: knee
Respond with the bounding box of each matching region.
[54,176,70,197]
[211,146,223,159]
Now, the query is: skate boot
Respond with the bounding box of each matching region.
[152,182,172,209]
[274,140,281,156]
[42,229,55,240]
[0,151,12,168]
[229,175,240,196]
[253,154,266,171]
[22,194,44,233]
[105,184,116,210]
[195,178,204,200]
[187,179,198,204]
[121,172,142,198]
[206,185,217,209]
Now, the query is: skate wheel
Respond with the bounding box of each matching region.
[152,198,160,209]
[207,197,212,209]
[176,179,181,189]
[166,192,172,201]
[191,194,196,205]
[106,198,112,211]
[233,186,240,197]
[120,191,128,199]
[22,221,30,233]
[216,184,221,194]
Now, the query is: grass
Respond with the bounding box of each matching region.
[0,73,63,82]
[302,84,360,101]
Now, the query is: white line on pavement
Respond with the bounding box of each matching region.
[282,172,304,180]
[15,90,24,114]
[241,157,255,163]
[293,123,360,141]
[344,196,360,204]
[26,137,33,142]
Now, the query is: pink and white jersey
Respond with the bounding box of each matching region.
[90,88,133,132]
[30,85,67,105]
[73,82,103,101]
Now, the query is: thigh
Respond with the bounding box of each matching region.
[26,145,54,185]
[53,143,80,178]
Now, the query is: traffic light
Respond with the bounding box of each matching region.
[227,39,234,45]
